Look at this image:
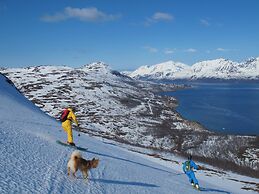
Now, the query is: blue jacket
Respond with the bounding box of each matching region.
[182,160,198,173]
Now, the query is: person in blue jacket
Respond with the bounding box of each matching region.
[182,155,200,190]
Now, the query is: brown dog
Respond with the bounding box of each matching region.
[67,150,99,179]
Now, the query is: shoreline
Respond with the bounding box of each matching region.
[159,82,259,136]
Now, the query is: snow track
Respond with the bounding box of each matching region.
[40,148,67,194]
[0,122,54,193]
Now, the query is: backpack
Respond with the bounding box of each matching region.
[60,109,70,122]
[184,161,191,171]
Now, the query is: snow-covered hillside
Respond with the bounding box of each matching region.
[1,64,258,176]
[1,63,206,152]
[1,73,259,194]
[128,57,259,80]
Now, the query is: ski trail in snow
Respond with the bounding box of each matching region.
[89,161,107,194]
[0,123,60,193]
[40,148,68,194]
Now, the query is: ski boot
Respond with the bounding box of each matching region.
[67,142,76,146]
[194,184,200,191]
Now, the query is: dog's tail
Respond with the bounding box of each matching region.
[70,150,82,160]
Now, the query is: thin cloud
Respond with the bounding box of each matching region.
[41,7,121,22]
[164,48,175,54]
[185,48,197,53]
[41,13,68,22]
[200,19,210,26]
[200,18,223,27]
[216,48,228,52]
[152,12,174,21]
[143,46,158,53]
[145,12,174,26]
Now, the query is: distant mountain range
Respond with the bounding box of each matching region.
[127,57,259,80]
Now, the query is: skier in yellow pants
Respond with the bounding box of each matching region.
[61,108,79,146]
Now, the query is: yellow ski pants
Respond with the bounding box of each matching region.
[62,121,73,143]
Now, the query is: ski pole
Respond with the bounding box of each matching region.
[77,126,81,136]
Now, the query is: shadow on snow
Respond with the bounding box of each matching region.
[84,149,180,175]
[90,178,159,188]
[200,187,231,194]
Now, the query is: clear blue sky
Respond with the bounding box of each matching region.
[0,0,259,70]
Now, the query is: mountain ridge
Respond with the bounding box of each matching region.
[128,57,259,80]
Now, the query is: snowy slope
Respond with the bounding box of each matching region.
[1,73,258,193]
[190,58,240,79]
[129,60,190,79]
[128,57,259,80]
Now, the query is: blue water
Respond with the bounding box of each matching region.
[161,82,259,135]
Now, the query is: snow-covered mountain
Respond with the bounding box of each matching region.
[1,62,203,151]
[1,73,259,193]
[1,63,258,177]
[130,60,190,79]
[128,57,259,80]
